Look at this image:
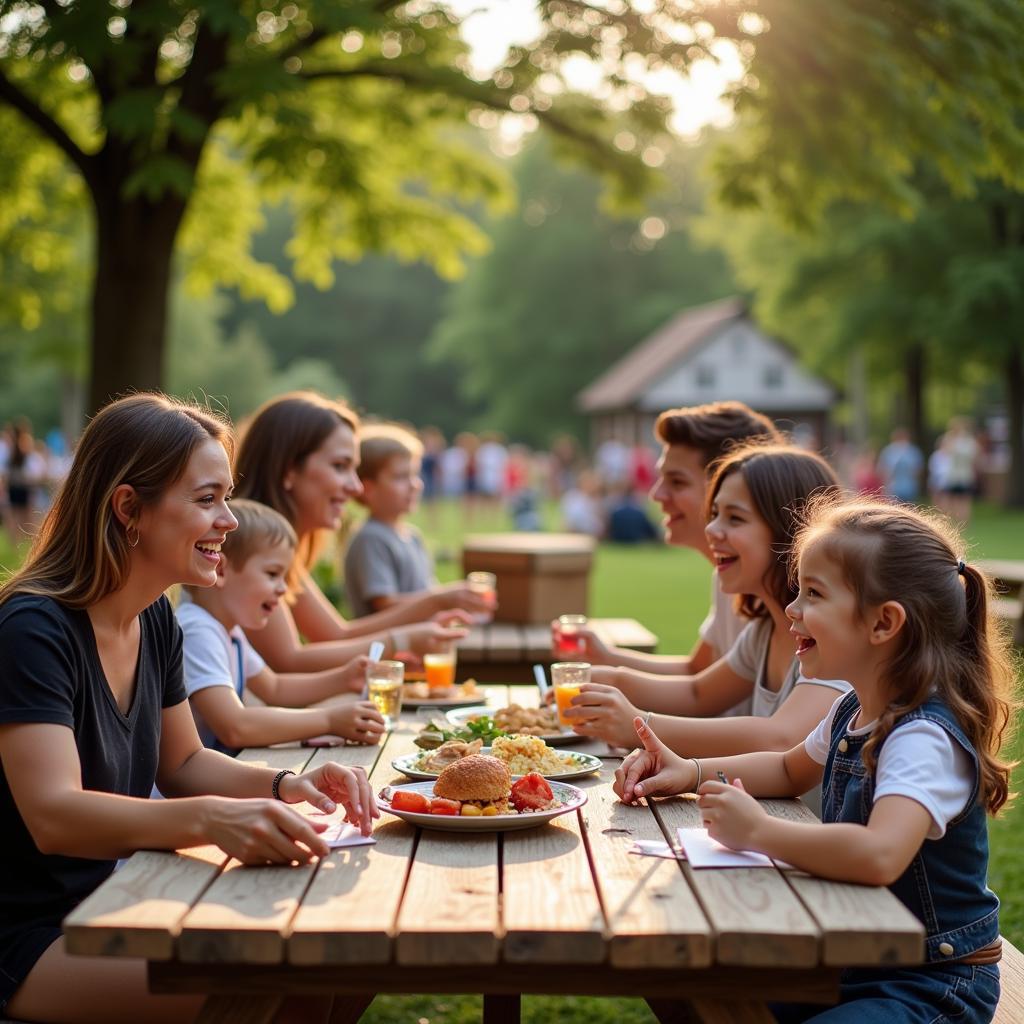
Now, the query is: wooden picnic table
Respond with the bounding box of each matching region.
[64,685,924,1024]
[979,559,1024,645]
[457,618,658,683]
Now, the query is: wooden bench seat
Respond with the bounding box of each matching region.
[993,597,1024,646]
[994,935,1024,1024]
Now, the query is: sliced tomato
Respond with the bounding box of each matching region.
[429,797,462,816]
[510,773,554,812]
[391,790,431,814]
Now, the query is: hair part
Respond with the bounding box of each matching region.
[358,422,423,482]
[793,497,1019,816]
[0,393,234,608]
[705,442,841,619]
[655,401,781,468]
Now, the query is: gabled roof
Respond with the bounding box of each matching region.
[577,296,748,413]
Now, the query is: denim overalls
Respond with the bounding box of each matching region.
[773,691,1001,1024]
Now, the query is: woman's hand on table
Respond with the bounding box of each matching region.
[561,681,641,749]
[613,716,695,804]
[328,701,386,745]
[203,797,333,864]
[281,762,379,837]
[698,777,767,851]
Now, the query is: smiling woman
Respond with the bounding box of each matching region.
[0,393,376,1024]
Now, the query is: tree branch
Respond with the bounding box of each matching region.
[0,66,97,191]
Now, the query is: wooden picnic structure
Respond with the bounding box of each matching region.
[981,558,1024,646]
[64,685,934,1024]
[457,618,658,683]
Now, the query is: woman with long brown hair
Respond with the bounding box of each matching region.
[0,394,375,1023]
[233,391,485,671]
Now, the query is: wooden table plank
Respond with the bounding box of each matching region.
[501,775,606,963]
[483,623,524,663]
[64,846,228,960]
[395,830,501,965]
[287,725,423,965]
[582,777,712,967]
[176,745,375,964]
[591,618,658,653]
[521,624,553,661]
[457,625,488,660]
[653,797,821,967]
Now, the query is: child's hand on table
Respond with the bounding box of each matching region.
[329,701,386,746]
[613,715,695,803]
[697,777,768,851]
[337,655,371,694]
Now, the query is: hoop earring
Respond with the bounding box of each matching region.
[126,525,140,549]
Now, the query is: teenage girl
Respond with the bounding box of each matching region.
[615,498,1015,1022]
[566,444,850,762]
[0,395,376,1024]
[233,391,484,672]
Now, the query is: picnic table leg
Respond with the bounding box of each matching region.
[195,993,282,1024]
[684,998,777,1024]
[328,993,376,1024]
[483,993,521,1024]
[645,998,699,1024]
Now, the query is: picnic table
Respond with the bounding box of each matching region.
[64,685,925,1024]
[457,618,658,683]
[980,558,1024,645]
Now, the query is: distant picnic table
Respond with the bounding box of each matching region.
[64,685,925,1024]
[980,559,1024,645]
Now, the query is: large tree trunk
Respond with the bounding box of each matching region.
[1006,345,1024,508]
[88,188,187,412]
[904,342,926,451]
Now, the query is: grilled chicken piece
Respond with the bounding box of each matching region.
[423,738,483,771]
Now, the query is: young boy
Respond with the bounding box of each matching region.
[344,424,489,618]
[580,401,780,675]
[179,499,386,754]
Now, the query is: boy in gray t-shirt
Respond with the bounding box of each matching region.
[344,424,439,618]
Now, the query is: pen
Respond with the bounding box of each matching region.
[716,770,729,784]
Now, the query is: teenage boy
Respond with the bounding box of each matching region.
[344,424,490,618]
[580,401,779,675]
[178,499,386,754]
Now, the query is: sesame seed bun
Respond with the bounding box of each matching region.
[434,754,511,802]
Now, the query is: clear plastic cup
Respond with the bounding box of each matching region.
[552,661,590,726]
[553,613,588,658]
[366,659,404,726]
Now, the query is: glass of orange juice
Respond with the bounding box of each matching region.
[423,643,457,693]
[552,662,590,727]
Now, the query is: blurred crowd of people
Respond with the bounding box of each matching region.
[0,418,72,543]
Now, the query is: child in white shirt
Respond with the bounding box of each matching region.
[179,499,385,754]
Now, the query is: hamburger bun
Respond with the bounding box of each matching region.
[434,754,511,802]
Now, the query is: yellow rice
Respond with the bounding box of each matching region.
[490,734,573,775]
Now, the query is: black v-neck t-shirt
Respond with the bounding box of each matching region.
[0,594,186,931]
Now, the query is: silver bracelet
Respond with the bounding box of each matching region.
[689,758,702,793]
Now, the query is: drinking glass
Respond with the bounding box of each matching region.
[553,613,588,658]
[467,571,498,623]
[423,642,458,693]
[551,661,590,727]
[367,659,404,726]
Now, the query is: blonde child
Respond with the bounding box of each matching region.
[615,498,1015,1022]
[179,499,385,752]
[566,445,850,774]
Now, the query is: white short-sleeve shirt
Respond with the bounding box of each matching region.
[804,694,973,838]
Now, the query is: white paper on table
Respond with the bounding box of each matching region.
[323,822,376,849]
[677,827,776,868]
[629,839,681,860]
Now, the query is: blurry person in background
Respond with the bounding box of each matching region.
[547,434,580,499]
[418,426,445,533]
[878,427,923,504]
[475,432,508,516]
[939,417,981,525]
[4,419,46,543]
[561,468,605,538]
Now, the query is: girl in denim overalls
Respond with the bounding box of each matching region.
[614,497,1016,1023]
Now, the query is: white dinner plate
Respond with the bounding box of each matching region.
[400,684,488,709]
[445,705,583,746]
[391,747,603,782]
[378,780,587,832]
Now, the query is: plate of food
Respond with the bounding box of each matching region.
[378,755,587,832]
[392,735,603,782]
[446,703,581,745]
[401,678,485,709]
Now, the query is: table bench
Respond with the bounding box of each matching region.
[457,618,658,683]
[62,684,934,1024]
[980,559,1024,645]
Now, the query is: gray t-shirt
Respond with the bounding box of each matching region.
[698,573,750,716]
[344,518,436,618]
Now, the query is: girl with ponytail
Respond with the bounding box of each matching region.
[614,497,1017,1023]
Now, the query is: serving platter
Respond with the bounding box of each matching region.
[378,780,587,832]
[391,747,603,782]
[446,705,583,746]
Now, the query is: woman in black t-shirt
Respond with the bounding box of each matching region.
[0,394,377,1024]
